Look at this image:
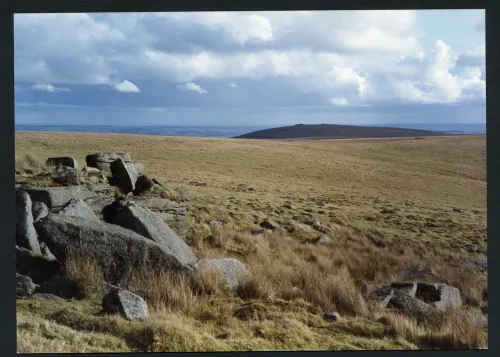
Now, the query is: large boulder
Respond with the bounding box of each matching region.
[25,186,96,209]
[58,199,99,221]
[16,245,61,284]
[110,159,141,194]
[46,157,79,169]
[86,153,132,173]
[110,202,197,266]
[35,214,190,286]
[102,288,148,321]
[194,258,248,292]
[16,190,41,254]
[32,201,49,223]
[16,274,36,298]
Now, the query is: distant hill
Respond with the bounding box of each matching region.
[233,124,451,140]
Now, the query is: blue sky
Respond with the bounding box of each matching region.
[14,10,485,127]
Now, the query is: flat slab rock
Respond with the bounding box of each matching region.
[102,288,148,321]
[35,214,190,286]
[194,258,248,291]
[25,186,97,209]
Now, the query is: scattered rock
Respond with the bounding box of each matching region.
[35,214,190,286]
[102,288,148,321]
[133,175,155,195]
[58,199,99,221]
[398,267,437,280]
[17,273,36,297]
[314,234,333,245]
[31,201,49,223]
[193,214,205,223]
[46,157,79,169]
[459,244,487,255]
[209,219,223,227]
[260,219,285,233]
[194,258,249,292]
[323,312,340,322]
[110,202,198,266]
[451,257,487,271]
[16,190,41,254]
[31,293,65,302]
[25,186,96,209]
[110,158,141,194]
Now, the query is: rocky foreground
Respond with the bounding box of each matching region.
[15,152,487,328]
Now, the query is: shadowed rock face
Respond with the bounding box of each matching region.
[35,214,191,286]
[16,190,41,254]
[16,245,61,284]
[46,157,79,169]
[110,202,198,266]
[32,201,49,223]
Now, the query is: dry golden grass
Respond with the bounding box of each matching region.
[15,132,487,351]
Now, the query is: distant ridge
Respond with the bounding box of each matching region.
[233,124,451,140]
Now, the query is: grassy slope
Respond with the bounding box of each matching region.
[15,132,487,352]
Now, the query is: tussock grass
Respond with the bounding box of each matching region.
[15,132,487,352]
[15,153,46,174]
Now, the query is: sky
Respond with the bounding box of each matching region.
[14,10,486,127]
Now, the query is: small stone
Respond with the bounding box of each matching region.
[314,234,333,245]
[323,312,340,322]
[102,288,148,321]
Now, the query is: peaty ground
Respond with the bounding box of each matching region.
[15,132,487,352]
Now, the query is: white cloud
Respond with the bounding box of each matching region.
[14,11,485,106]
[31,83,70,92]
[179,82,208,94]
[329,97,350,106]
[112,80,140,93]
